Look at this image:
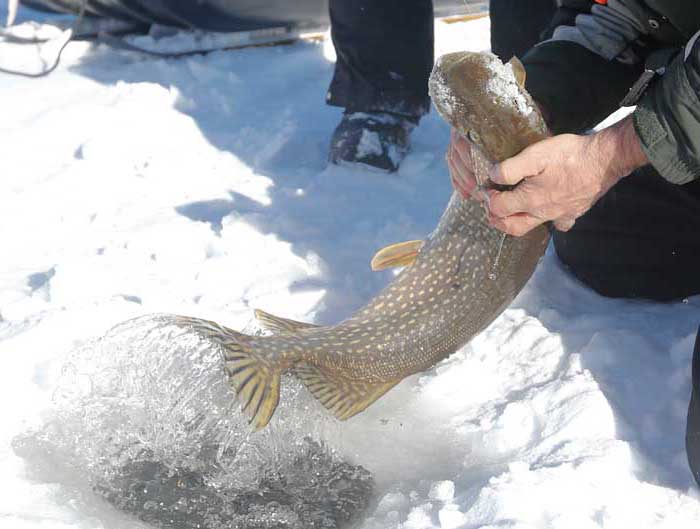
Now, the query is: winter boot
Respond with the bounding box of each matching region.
[328,111,418,173]
[687,325,700,487]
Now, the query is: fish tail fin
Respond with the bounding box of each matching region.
[168,315,398,426]
[294,364,399,421]
[251,311,397,420]
[222,339,281,431]
[171,315,282,431]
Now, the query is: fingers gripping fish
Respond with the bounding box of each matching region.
[166,52,550,430]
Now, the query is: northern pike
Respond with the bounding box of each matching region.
[168,52,551,430]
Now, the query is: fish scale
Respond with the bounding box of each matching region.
[161,51,551,430]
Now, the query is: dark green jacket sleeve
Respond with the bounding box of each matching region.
[634,37,700,184]
[522,40,642,135]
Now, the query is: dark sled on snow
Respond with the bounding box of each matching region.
[21,0,488,34]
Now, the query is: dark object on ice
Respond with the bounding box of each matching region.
[20,0,482,34]
[686,326,700,488]
[96,439,374,529]
[328,112,418,173]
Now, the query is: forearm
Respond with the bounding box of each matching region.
[592,116,648,183]
[483,115,650,236]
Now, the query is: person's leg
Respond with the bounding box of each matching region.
[326,0,433,172]
[553,166,700,301]
[327,0,434,118]
[686,327,700,487]
[490,0,557,61]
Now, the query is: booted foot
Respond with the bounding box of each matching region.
[328,112,418,173]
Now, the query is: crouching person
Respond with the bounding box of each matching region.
[446,0,700,485]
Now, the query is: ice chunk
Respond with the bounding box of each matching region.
[428,480,455,503]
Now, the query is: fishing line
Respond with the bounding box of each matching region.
[463,134,508,281]
[488,233,507,280]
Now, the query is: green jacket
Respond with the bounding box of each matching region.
[522,0,700,184]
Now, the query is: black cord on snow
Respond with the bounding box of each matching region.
[0,10,255,77]
[0,0,87,78]
[0,1,305,77]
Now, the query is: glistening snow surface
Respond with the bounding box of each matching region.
[2,9,700,529]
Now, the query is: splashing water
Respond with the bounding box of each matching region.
[12,315,374,529]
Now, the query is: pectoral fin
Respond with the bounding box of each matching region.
[371,240,424,271]
[295,364,399,420]
[254,309,320,334]
[508,56,526,87]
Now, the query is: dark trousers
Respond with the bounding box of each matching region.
[327,0,557,118]
[553,167,700,302]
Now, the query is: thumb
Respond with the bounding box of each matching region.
[489,146,544,186]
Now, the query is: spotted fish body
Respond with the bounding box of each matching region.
[172,52,551,430]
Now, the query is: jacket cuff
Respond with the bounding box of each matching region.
[633,53,700,185]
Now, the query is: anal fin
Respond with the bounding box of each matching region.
[294,364,399,420]
[254,309,320,334]
[371,240,424,271]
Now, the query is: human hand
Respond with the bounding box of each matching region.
[489,117,648,236]
[485,116,648,235]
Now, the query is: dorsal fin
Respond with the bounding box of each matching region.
[294,364,399,420]
[371,240,424,271]
[508,56,526,87]
[254,309,319,334]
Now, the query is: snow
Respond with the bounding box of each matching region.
[2,8,700,529]
[357,129,384,158]
[484,55,534,117]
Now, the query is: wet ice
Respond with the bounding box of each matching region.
[12,315,374,529]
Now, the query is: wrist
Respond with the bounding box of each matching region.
[593,116,648,181]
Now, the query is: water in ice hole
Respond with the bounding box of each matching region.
[12,315,375,529]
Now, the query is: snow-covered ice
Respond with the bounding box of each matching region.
[2,7,700,529]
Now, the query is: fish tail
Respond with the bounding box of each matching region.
[252,310,400,421]
[171,312,399,428]
[171,315,282,431]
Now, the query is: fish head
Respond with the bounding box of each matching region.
[429,51,548,163]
